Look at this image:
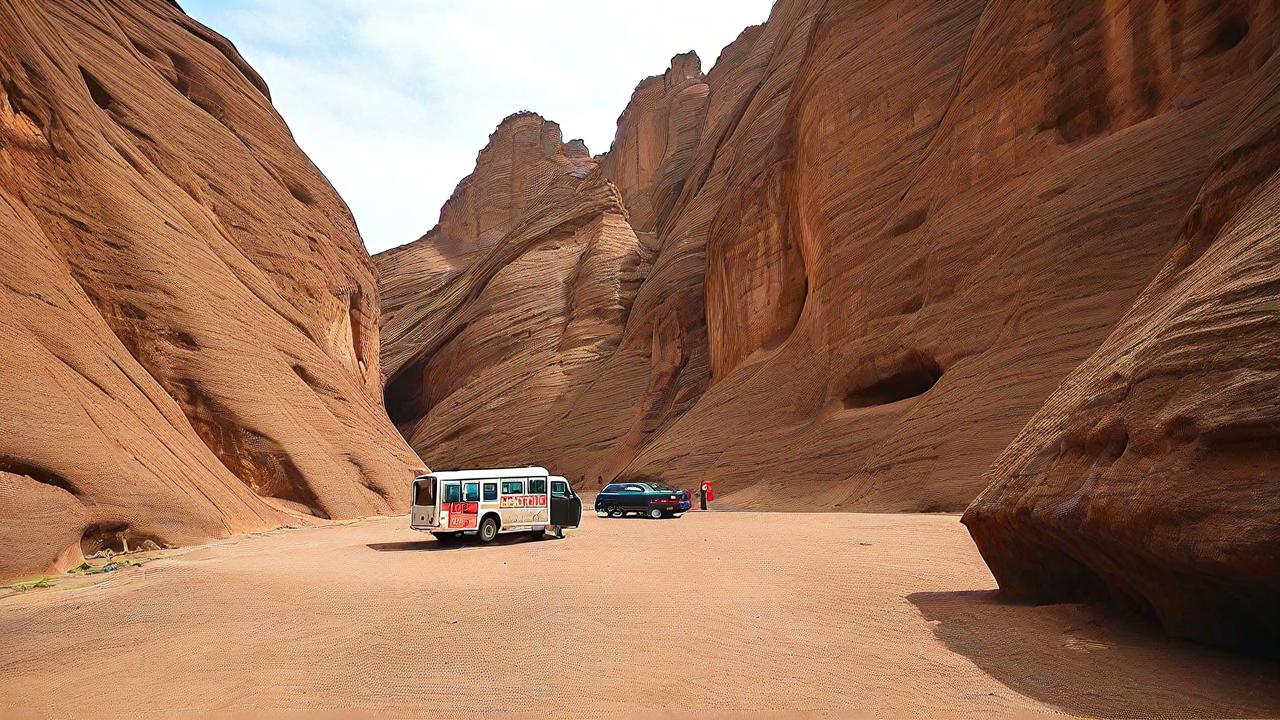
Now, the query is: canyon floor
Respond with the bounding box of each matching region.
[1,510,1276,719]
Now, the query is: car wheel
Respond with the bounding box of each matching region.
[648,507,664,519]
[478,516,499,543]
[608,508,625,518]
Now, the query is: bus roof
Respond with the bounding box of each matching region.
[415,467,549,481]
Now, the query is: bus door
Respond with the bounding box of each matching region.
[550,478,582,528]
[413,477,437,527]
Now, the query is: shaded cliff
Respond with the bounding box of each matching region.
[620,0,1280,511]
[0,0,421,582]
[964,44,1280,657]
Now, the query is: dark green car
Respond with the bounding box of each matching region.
[595,482,692,519]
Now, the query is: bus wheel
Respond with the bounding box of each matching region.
[648,507,664,520]
[530,528,546,540]
[478,516,499,543]
[434,532,459,544]
[608,508,625,518]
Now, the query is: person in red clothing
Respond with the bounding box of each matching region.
[699,480,714,510]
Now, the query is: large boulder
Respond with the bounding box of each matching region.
[963,49,1280,656]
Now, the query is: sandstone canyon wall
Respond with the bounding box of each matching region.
[379,0,1280,654]
[376,113,653,472]
[0,0,421,583]
[964,43,1280,656]
[381,0,1279,506]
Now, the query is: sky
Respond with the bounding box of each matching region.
[181,0,774,254]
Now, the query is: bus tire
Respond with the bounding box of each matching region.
[434,532,460,544]
[648,507,664,519]
[530,528,546,540]
[478,516,499,543]
[608,508,625,518]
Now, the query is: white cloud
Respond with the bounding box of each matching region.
[182,0,774,253]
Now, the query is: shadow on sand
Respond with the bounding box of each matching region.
[908,590,1280,719]
[366,533,548,553]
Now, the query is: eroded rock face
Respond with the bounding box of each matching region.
[380,0,1279,651]
[378,113,602,382]
[0,0,421,582]
[377,113,649,472]
[622,0,1280,512]
[598,51,708,235]
[381,0,1280,513]
[963,52,1280,656]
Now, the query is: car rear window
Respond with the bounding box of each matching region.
[602,484,625,493]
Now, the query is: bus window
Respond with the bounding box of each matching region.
[528,477,547,494]
[463,482,480,502]
[442,483,461,504]
[551,480,570,498]
[502,479,525,495]
[482,482,498,501]
[414,479,436,506]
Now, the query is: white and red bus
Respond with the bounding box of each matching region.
[410,467,582,542]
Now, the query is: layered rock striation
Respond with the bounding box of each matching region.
[379,0,1280,653]
[964,41,1280,656]
[383,0,1280,506]
[376,113,651,474]
[0,0,421,582]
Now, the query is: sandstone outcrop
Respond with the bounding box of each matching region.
[0,0,420,582]
[379,0,1280,653]
[619,0,1280,513]
[376,113,652,472]
[378,113,601,382]
[963,46,1280,656]
[382,0,1280,514]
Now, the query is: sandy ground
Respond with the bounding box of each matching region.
[1,510,1276,719]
